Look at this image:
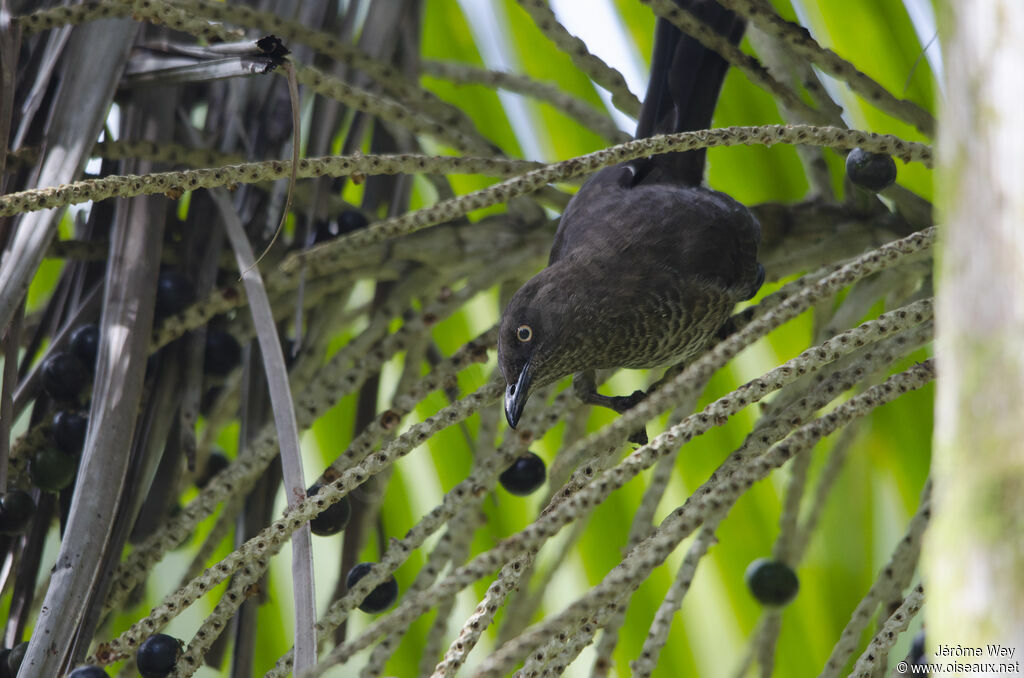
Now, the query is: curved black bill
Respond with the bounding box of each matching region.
[504,360,533,429]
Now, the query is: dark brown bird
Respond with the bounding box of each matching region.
[499,0,764,433]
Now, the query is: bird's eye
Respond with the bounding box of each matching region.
[516,325,533,343]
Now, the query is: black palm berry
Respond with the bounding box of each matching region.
[846,147,897,192]
[203,329,242,377]
[0,490,35,536]
[40,352,87,402]
[347,562,398,613]
[155,271,195,318]
[53,410,88,455]
[499,452,546,496]
[745,558,799,606]
[312,211,368,243]
[195,451,230,489]
[307,483,351,536]
[910,630,926,665]
[6,641,28,675]
[69,666,109,677]
[312,218,335,244]
[136,633,181,678]
[69,324,100,372]
[29,447,76,492]
[337,209,369,235]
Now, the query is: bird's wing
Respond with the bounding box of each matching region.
[551,0,748,266]
[554,180,760,298]
[622,184,761,297]
[548,166,623,265]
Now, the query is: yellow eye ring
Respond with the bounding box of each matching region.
[516,325,533,342]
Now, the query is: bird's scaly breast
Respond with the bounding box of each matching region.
[584,279,734,371]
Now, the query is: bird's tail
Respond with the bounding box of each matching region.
[634,0,745,186]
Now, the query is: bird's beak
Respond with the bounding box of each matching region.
[504,358,533,429]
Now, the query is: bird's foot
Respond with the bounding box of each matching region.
[573,376,649,444]
[611,390,649,445]
[627,427,648,446]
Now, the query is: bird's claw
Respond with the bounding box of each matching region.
[609,390,648,445]
[572,380,649,444]
[628,427,649,446]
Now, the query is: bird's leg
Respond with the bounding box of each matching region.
[572,370,646,412]
[572,370,649,445]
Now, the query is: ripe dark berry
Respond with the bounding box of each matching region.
[0,490,35,535]
[155,271,195,318]
[40,352,87,402]
[910,630,927,665]
[69,324,100,372]
[203,329,242,377]
[499,452,546,496]
[346,562,398,613]
[136,633,181,678]
[312,218,335,244]
[69,666,109,677]
[745,558,799,606]
[307,483,351,536]
[195,451,230,489]
[6,641,28,675]
[52,410,88,455]
[337,209,369,235]
[29,447,76,492]
[313,210,368,244]
[846,147,897,192]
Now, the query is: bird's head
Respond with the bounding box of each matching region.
[498,270,579,429]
